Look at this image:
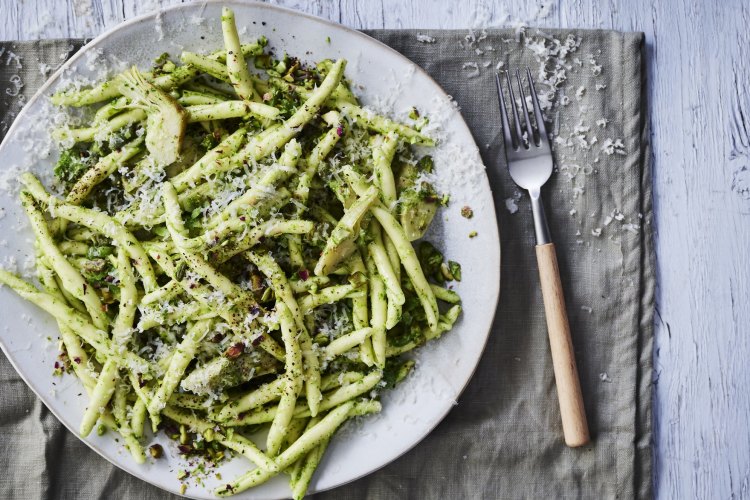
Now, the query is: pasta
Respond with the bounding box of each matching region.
[0,7,463,498]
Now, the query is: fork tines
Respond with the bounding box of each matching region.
[494,68,548,151]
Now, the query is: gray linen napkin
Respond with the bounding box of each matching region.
[0,29,653,500]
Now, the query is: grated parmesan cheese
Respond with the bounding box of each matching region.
[600,138,626,156]
[461,62,480,78]
[504,197,518,214]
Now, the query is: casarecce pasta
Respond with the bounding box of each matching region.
[0,7,462,498]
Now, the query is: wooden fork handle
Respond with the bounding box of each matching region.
[535,243,590,447]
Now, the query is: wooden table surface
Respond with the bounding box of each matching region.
[2,1,749,498]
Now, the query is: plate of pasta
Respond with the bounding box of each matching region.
[0,2,500,499]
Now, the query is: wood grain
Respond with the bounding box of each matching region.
[2,1,750,498]
[536,243,590,448]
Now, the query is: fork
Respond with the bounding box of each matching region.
[495,69,590,448]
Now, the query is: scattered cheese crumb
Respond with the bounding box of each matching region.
[504,198,519,214]
[591,227,602,237]
[601,138,626,155]
[462,62,480,78]
[416,34,436,44]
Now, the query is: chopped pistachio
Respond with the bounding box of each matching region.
[179,424,189,445]
[149,444,163,459]
[448,260,462,281]
[440,262,454,281]
[260,287,274,302]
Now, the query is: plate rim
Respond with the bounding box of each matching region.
[0,1,502,498]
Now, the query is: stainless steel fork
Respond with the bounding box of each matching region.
[495,69,590,448]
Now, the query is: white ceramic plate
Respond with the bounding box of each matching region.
[0,2,500,498]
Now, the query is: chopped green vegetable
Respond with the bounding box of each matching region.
[417,241,443,277]
[382,357,415,388]
[54,148,97,186]
[416,155,433,173]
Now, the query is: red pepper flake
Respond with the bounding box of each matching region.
[177,445,192,455]
[225,342,244,359]
[336,125,344,137]
[54,361,60,369]
[73,357,81,364]
[298,269,309,281]
[239,216,246,222]
[251,335,264,347]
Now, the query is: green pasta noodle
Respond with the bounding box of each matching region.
[21,192,110,330]
[221,7,260,102]
[80,358,119,437]
[148,319,211,420]
[266,302,304,456]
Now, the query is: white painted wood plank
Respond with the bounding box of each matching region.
[2,1,750,499]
